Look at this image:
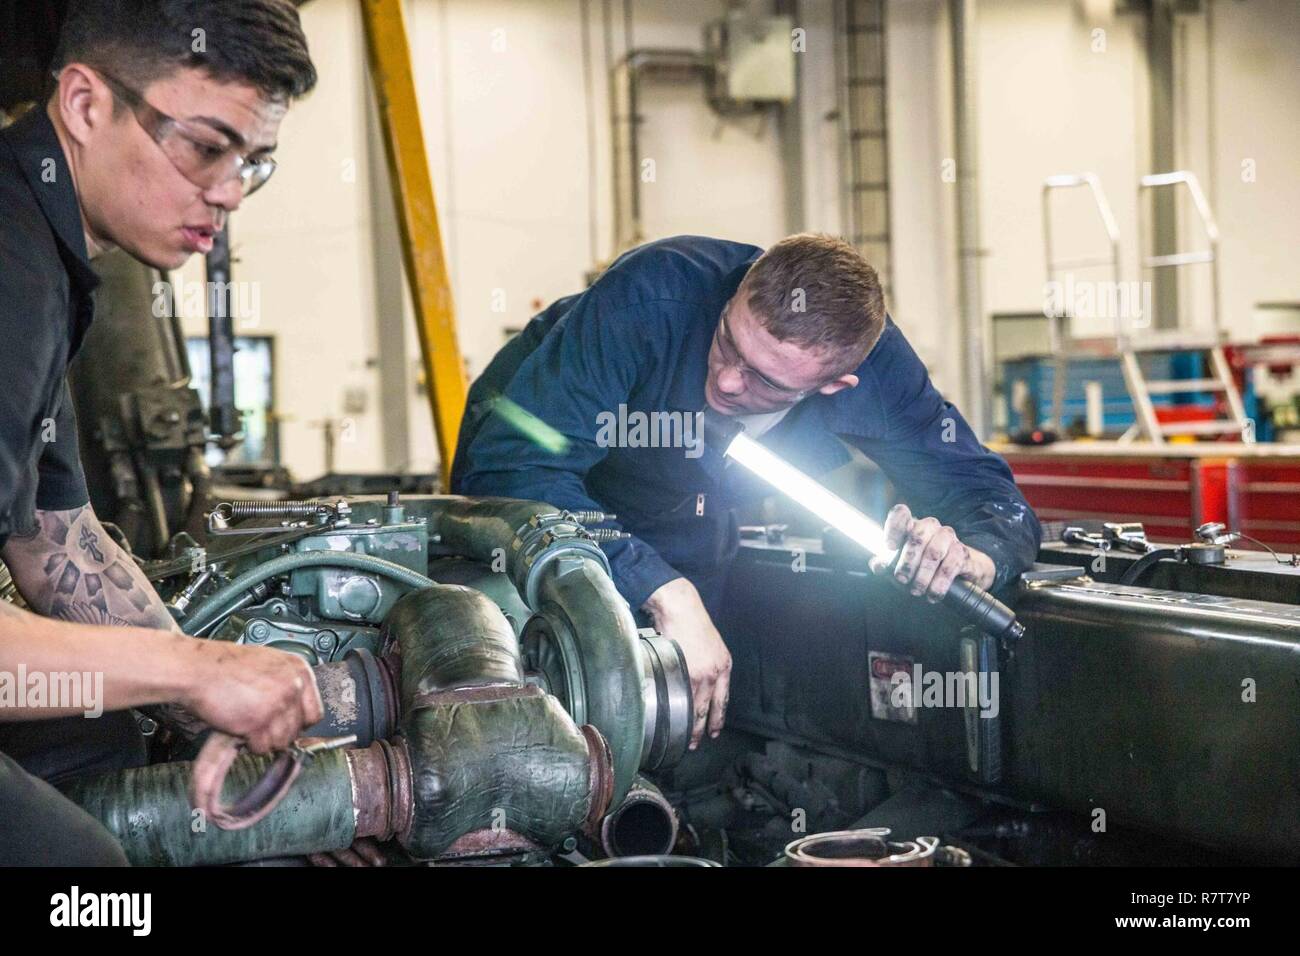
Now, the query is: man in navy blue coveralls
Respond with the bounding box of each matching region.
[453,234,1040,751]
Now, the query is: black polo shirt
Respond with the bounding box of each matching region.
[0,106,94,550]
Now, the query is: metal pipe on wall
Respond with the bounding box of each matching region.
[611,48,712,254]
[775,0,806,236]
[950,0,989,438]
[1147,0,1179,331]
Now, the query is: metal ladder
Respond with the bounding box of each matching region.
[1125,171,1250,443]
[836,0,892,303]
[1042,171,1251,443]
[1042,173,1121,433]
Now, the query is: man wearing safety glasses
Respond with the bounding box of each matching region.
[0,0,321,865]
[453,234,1041,754]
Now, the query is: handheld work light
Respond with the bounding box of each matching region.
[700,409,1024,640]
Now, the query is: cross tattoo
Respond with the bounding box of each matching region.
[79,525,105,563]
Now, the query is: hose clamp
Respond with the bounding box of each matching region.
[784,828,972,867]
[510,512,611,609]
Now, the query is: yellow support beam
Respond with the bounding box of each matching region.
[360,0,467,489]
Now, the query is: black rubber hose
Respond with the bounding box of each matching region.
[1118,548,1182,586]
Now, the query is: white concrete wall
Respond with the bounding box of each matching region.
[1197,0,1300,334]
[183,0,795,479]
[884,0,960,393]
[967,0,1299,341]
[883,0,1299,404]
[178,0,387,478]
[178,0,1299,477]
[973,0,1150,335]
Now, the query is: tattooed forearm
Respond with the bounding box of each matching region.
[0,505,180,632]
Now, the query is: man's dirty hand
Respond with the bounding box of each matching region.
[643,577,731,750]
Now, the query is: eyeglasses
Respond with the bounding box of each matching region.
[91,68,278,197]
[713,306,813,402]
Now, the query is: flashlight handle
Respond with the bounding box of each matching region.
[942,577,1025,640]
[886,551,1023,639]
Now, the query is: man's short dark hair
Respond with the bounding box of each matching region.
[51,0,316,103]
[740,233,887,374]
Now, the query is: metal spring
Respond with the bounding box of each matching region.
[566,510,617,524]
[214,500,334,521]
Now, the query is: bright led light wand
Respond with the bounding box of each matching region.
[700,409,1024,640]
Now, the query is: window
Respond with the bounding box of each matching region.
[185,335,278,466]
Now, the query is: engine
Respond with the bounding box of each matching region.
[65,493,695,866]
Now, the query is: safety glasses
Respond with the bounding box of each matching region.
[92,68,277,197]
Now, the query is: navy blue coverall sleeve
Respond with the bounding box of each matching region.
[455,295,690,611]
[845,324,1041,591]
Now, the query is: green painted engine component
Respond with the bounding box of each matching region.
[401,689,599,860]
[182,550,433,635]
[63,748,357,867]
[288,519,429,622]
[420,496,548,566]
[382,586,608,859]
[211,598,382,665]
[291,519,429,573]
[65,582,611,866]
[95,496,647,865]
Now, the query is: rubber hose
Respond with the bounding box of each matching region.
[1117,548,1182,586]
[64,747,359,866]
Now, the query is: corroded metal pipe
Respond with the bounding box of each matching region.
[307,648,398,746]
[599,775,679,859]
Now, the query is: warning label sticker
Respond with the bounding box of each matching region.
[868,651,917,725]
